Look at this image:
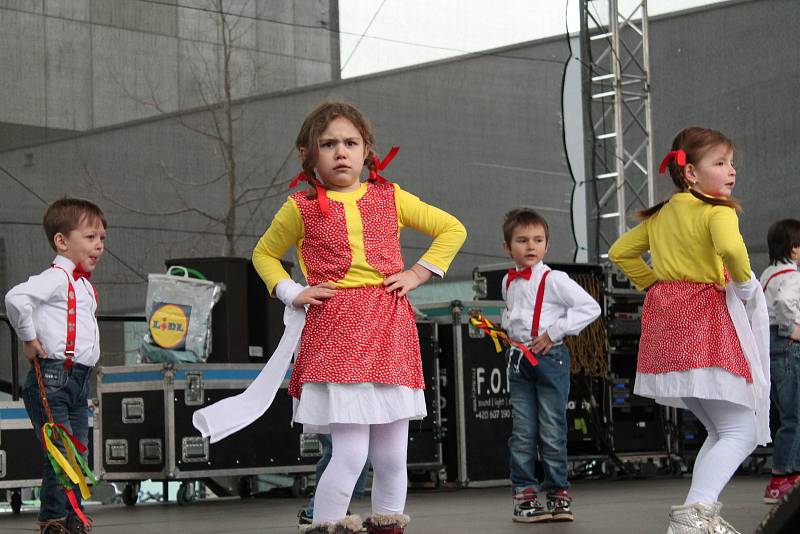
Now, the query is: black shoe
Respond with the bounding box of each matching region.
[512,488,551,523]
[297,507,314,526]
[546,489,574,522]
[66,515,92,534]
[39,520,70,534]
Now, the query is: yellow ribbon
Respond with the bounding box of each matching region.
[469,313,539,366]
[42,424,92,499]
[472,317,503,352]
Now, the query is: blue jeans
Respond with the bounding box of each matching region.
[770,329,800,473]
[507,344,570,494]
[306,433,370,512]
[22,359,92,522]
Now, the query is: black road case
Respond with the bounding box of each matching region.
[417,300,511,486]
[94,364,318,504]
[0,400,95,513]
[407,321,445,477]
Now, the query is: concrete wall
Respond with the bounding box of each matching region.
[1,0,798,381]
[647,0,800,270]
[0,0,338,147]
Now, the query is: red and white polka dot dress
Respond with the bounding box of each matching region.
[638,280,752,382]
[288,182,426,427]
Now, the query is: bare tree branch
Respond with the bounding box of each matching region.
[158,161,228,188]
[77,145,225,223]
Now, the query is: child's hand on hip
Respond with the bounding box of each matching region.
[790,324,800,342]
[384,265,432,297]
[529,332,554,355]
[23,339,46,362]
[292,282,338,306]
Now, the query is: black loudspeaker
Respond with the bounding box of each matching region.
[755,484,800,534]
[164,257,291,363]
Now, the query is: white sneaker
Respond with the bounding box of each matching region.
[666,502,741,534]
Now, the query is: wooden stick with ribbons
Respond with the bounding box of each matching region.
[33,358,96,527]
[468,312,538,367]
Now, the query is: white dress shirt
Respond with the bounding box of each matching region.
[4,255,100,367]
[501,261,601,344]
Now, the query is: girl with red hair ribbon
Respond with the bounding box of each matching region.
[195,101,466,534]
[609,127,769,534]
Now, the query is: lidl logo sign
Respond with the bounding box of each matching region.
[149,302,191,350]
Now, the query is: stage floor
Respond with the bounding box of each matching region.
[0,475,775,533]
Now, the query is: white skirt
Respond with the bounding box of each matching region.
[634,366,755,410]
[293,382,427,434]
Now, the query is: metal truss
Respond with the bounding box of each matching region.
[580,0,654,261]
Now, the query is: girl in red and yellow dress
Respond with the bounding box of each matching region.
[253,101,465,534]
[609,127,769,534]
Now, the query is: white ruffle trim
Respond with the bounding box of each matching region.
[294,382,427,434]
[634,367,754,410]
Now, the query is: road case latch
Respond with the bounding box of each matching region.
[139,438,163,465]
[105,439,128,465]
[472,273,487,299]
[185,372,205,406]
[121,397,145,424]
[299,434,323,458]
[181,436,209,463]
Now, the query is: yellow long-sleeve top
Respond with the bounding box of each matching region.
[252,181,467,294]
[608,192,751,291]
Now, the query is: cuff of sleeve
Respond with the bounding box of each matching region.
[636,274,659,292]
[17,324,37,342]
[732,274,759,300]
[417,259,444,278]
[275,279,306,308]
[546,325,564,343]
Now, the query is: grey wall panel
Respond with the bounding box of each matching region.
[0,9,45,126]
[0,0,336,139]
[1,0,797,320]
[45,17,93,130]
[648,0,800,272]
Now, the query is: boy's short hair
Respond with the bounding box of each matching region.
[43,198,107,251]
[767,219,800,265]
[503,208,550,244]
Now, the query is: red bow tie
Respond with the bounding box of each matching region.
[73,264,92,281]
[506,267,532,288]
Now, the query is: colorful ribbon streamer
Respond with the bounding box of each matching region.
[33,359,96,528]
[469,312,538,367]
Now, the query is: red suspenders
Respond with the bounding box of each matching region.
[510,269,550,369]
[530,270,551,339]
[51,266,97,369]
[763,268,796,291]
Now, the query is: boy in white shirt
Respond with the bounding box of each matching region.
[761,218,800,504]
[5,198,106,534]
[500,208,600,523]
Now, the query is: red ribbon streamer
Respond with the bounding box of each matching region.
[66,488,91,527]
[469,313,539,367]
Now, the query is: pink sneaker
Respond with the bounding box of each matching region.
[764,476,797,504]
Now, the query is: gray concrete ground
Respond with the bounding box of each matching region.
[0,475,775,533]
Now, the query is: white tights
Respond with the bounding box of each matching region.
[313,420,409,524]
[682,398,758,505]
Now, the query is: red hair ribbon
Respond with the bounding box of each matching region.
[289,171,330,216]
[369,146,400,184]
[658,149,687,174]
